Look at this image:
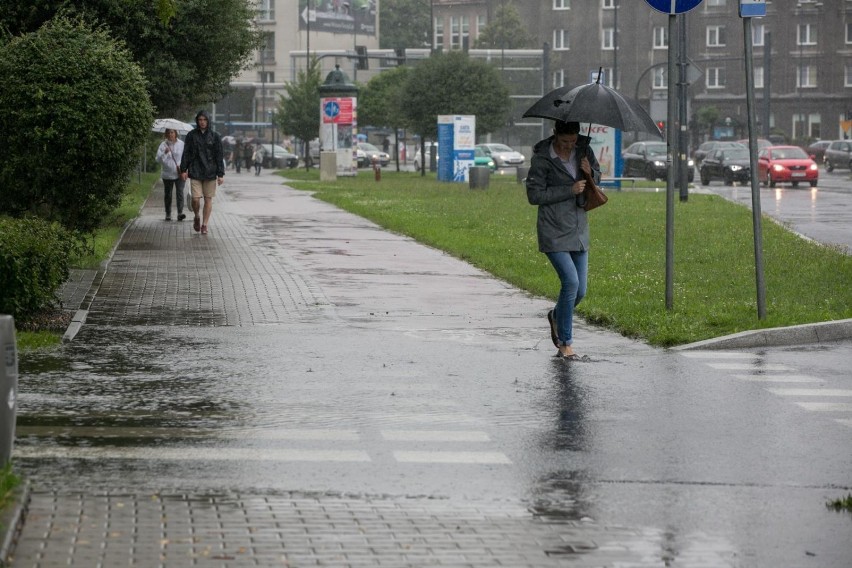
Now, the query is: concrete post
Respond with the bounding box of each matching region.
[319,152,337,182]
[0,316,18,467]
[516,166,529,184]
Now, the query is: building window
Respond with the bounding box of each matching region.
[653,26,667,49]
[553,29,569,50]
[653,67,667,89]
[553,0,570,9]
[460,15,469,50]
[602,28,614,50]
[752,23,765,47]
[706,67,726,88]
[706,25,726,47]
[477,14,486,37]
[797,65,817,88]
[602,0,615,8]
[847,22,852,44]
[706,0,726,6]
[259,71,274,84]
[600,67,614,88]
[260,32,274,63]
[797,23,817,46]
[435,18,444,51]
[846,64,852,87]
[257,0,274,20]
[753,66,764,89]
[450,16,460,49]
[553,69,565,88]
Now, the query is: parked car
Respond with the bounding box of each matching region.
[413,142,439,171]
[693,140,746,167]
[757,145,819,187]
[261,144,299,169]
[474,147,496,171]
[622,141,694,182]
[823,140,852,172]
[736,138,772,152]
[355,142,390,168]
[699,147,752,185]
[475,143,525,168]
[805,140,831,164]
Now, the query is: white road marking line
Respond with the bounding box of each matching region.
[768,389,852,397]
[394,451,512,464]
[679,352,755,359]
[731,374,823,383]
[794,402,852,412]
[15,426,361,441]
[14,447,372,462]
[706,363,795,371]
[835,419,852,429]
[381,430,491,442]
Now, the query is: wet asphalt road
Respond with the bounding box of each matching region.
[11,169,852,567]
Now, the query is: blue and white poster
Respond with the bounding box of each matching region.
[437,115,476,182]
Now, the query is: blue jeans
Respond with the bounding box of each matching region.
[545,251,588,346]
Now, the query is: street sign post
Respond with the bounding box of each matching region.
[644,0,703,15]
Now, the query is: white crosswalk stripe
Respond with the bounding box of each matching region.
[794,402,852,412]
[394,451,512,464]
[731,374,823,383]
[705,362,795,371]
[767,388,852,397]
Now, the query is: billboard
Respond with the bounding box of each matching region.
[437,115,476,182]
[299,0,376,36]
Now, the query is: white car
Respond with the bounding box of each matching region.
[475,143,525,168]
[355,142,390,168]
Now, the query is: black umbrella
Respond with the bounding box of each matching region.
[522,70,662,138]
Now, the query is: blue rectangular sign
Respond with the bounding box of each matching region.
[739,0,766,17]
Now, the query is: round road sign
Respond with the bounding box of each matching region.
[644,0,704,14]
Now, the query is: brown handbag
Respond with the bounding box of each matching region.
[581,170,608,211]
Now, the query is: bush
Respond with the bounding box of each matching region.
[0,17,153,233]
[0,217,79,320]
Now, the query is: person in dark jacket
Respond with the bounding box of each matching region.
[180,110,224,235]
[526,120,601,360]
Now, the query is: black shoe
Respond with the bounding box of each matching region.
[177,213,186,221]
[547,310,559,348]
[165,216,172,221]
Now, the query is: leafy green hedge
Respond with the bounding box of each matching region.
[0,217,79,320]
[0,17,153,233]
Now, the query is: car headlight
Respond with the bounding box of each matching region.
[729,165,742,172]
[808,163,818,171]
[652,160,665,167]
[771,164,785,172]
[687,159,695,167]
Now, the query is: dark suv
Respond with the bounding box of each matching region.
[823,140,852,172]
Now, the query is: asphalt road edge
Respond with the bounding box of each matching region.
[671,318,852,351]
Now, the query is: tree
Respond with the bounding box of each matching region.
[0,17,153,233]
[358,66,412,131]
[0,0,261,116]
[275,59,323,166]
[379,0,431,50]
[402,51,511,141]
[474,2,534,49]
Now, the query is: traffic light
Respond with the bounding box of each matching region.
[355,45,368,70]
[657,120,666,131]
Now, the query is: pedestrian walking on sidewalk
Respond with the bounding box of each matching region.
[526,120,601,360]
[252,143,265,176]
[155,128,186,222]
[180,110,224,235]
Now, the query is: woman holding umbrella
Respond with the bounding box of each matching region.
[155,128,186,221]
[526,120,600,360]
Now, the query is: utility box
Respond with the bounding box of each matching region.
[0,315,17,467]
[320,151,337,182]
[318,65,359,177]
[469,166,490,189]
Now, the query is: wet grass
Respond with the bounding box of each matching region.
[280,168,852,346]
[16,172,160,351]
[826,493,852,513]
[0,463,21,522]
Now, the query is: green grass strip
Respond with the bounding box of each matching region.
[281,169,852,346]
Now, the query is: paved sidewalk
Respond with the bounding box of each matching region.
[7,172,849,566]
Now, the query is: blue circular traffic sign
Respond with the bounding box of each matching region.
[644,0,703,14]
[323,101,340,119]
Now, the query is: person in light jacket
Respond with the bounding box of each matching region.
[154,129,186,221]
[526,120,601,360]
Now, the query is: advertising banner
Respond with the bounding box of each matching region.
[437,115,476,182]
[581,123,617,182]
[320,96,357,176]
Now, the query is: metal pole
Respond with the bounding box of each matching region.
[665,13,677,310]
[430,0,434,53]
[762,31,771,138]
[743,17,767,320]
[613,0,618,89]
[0,315,18,467]
[678,14,688,201]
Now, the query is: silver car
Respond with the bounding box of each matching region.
[824,140,852,172]
[475,143,525,168]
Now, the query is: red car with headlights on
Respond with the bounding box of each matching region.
[757,145,819,188]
